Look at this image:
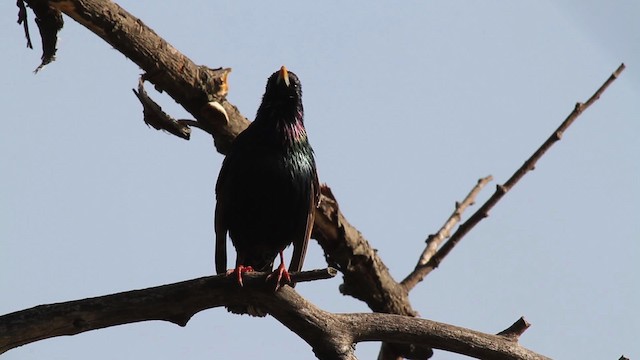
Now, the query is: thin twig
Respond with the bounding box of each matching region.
[401,175,493,290]
[410,63,626,279]
[291,267,338,283]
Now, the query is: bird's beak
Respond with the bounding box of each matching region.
[278,65,290,87]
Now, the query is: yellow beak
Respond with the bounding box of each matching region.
[278,65,290,87]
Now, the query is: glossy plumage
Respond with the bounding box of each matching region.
[215,66,319,288]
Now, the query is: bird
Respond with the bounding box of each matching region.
[214,66,320,290]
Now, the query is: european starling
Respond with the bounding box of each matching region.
[215,66,320,290]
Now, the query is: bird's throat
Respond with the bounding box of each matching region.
[282,120,307,144]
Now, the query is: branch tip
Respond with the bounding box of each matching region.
[497,316,531,341]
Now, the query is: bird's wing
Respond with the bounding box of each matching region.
[214,154,233,275]
[288,166,321,277]
[214,200,228,275]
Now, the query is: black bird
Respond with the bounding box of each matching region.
[215,66,320,289]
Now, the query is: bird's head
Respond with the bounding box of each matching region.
[254,66,305,131]
[263,66,302,103]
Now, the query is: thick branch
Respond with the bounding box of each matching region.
[0,269,335,355]
[0,273,549,360]
[314,186,431,359]
[314,186,414,316]
[406,63,626,280]
[38,0,249,153]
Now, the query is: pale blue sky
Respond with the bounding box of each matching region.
[2,1,638,359]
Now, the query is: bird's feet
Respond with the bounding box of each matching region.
[226,265,254,287]
[266,262,291,291]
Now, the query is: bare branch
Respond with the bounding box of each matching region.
[402,175,493,291]
[407,63,626,279]
[0,274,549,360]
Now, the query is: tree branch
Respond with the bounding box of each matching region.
[314,185,432,359]
[402,175,493,290]
[0,272,549,360]
[347,313,548,360]
[0,269,335,354]
[32,0,248,154]
[132,77,192,140]
[405,63,626,280]
[314,186,414,316]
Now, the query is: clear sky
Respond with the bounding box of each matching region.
[2,1,638,359]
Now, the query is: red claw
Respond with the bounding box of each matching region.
[267,262,291,291]
[266,251,291,290]
[226,265,254,287]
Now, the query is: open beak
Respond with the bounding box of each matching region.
[278,65,290,87]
